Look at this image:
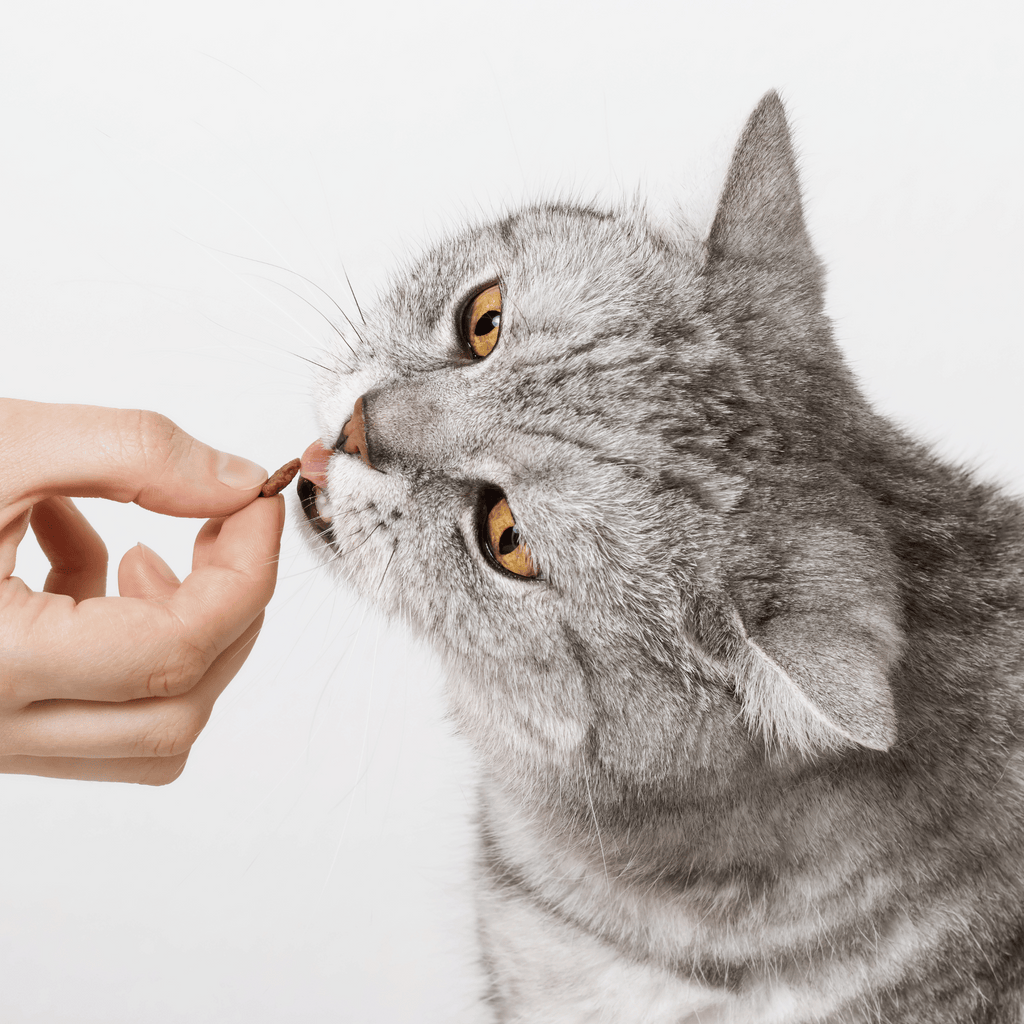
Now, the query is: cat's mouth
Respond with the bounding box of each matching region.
[297,474,333,537]
[298,439,335,537]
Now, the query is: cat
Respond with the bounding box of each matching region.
[296,92,1024,1022]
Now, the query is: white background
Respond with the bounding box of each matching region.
[1,2,1022,1021]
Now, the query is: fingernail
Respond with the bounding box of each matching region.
[137,543,180,586]
[215,452,268,490]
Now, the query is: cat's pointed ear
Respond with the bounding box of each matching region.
[708,91,813,264]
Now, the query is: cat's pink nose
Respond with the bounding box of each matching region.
[341,396,373,469]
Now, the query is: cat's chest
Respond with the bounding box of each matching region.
[478,876,827,1024]
[476,789,851,1023]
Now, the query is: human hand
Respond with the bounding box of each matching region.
[0,399,284,784]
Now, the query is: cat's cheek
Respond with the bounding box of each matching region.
[445,661,590,768]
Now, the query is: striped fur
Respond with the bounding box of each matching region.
[303,92,1024,1021]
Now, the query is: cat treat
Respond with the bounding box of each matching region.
[259,457,301,498]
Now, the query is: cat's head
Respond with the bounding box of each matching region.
[300,92,903,804]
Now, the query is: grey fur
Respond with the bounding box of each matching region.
[303,92,1024,1022]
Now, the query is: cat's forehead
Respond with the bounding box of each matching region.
[384,202,700,335]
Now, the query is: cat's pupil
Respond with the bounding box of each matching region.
[498,525,520,555]
[475,311,499,336]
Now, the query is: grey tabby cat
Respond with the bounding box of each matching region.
[297,93,1024,1022]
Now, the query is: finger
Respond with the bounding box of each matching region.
[186,495,276,577]
[187,494,282,573]
[168,494,281,660]
[29,497,108,601]
[117,543,181,601]
[7,611,264,759]
[0,496,283,703]
[0,508,31,580]
[0,753,189,786]
[191,514,225,573]
[0,399,268,516]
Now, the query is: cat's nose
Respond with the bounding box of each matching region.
[352,377,470,475]
[339,395,374,469]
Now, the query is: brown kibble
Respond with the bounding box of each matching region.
[260,458,301,498]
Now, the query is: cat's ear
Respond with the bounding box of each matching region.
[686,545,902,755]
[731,612,900,755]
[707,91,814,265]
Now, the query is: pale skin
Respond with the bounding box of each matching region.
[0,399,285,784]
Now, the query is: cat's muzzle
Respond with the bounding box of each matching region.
[299,397,377,538]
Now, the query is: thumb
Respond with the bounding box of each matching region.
[2,400,268,517]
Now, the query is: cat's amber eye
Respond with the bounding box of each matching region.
[484,497,538,578]
[461,283,502,358]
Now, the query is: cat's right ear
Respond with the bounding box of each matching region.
[707,91,816,268]
[682,589,900,757]
[730,612,901,757]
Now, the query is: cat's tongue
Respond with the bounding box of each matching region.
[300,439,332,488]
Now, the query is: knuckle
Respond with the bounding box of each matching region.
[118,409,181,475]
[141,703,208,758]
[144,633,214,698]
[135,754,189,787]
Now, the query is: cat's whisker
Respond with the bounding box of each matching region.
[331,521,386,559]
[334,307,368,354]
[375,543,398,593]
[320,614,384,896]
[190,115,347,295]
[150,272,345,375]
[341,264,366,326]
[191,242,334,357]
[90,259,324,381]
[292,352,334,373]
[166,245,353,375]
[205,245,362,358]
[582,766,609,882]
[498,273,533,336]
[306,615,363,748]
[204,319,331,376]
[108,128,306,288]
[250,274,357,361]
[309,156,365,317]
